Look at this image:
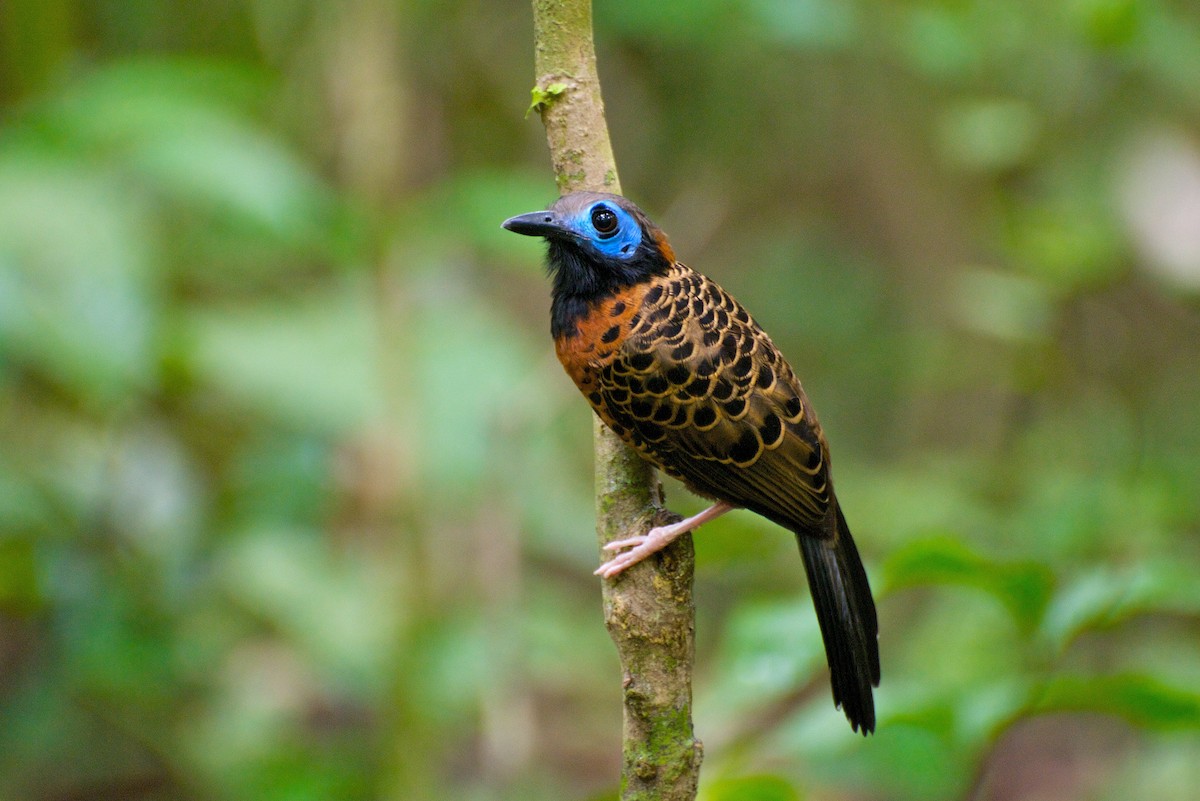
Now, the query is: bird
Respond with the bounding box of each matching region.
[502,191,880,734]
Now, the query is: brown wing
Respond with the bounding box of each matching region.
[596,264,834,534]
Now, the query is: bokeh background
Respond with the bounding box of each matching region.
[3,1,1200,800]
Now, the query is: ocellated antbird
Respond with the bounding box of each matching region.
[503,192,880,734]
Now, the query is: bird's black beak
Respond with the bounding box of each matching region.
[501,210,567,238]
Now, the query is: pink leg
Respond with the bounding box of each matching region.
[595,501,735,578]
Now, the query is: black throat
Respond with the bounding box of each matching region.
[547,239,670,340]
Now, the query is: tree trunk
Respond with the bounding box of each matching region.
[528,2,703,798]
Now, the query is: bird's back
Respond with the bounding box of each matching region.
[556,262,832,536]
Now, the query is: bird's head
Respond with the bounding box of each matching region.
[502,192,674,306]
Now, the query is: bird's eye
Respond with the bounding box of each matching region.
[591,206,618,237]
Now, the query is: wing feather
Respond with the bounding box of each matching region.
[597,266,833,534]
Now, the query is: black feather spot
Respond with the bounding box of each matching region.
[601,325,620,344]
[760,412,783,446]
[722,397,747,417]
[721,294,736,311]
[670,341,695,360]
[691,298,704,316]
[806,446,822,470]
[588,391,603,405]
[695,359,716,377]
[785,396,803,419]
[644,285,664,304]
[649,306,671,323]
[697,307,716,327]
[715,309,729,329]
[756,364,775,389]
[670,406,691,426]
[732,354,754,379]
[729,429,761,465]
[660,321,683,339]
[609,300,626,316]
[609,423,626,436]
[693,406,717,428]
[639,422,666,442]
[712,380,735,402]
[630,399,654,419]
[683,376,712,399]
[734,307,750,324]
[652,403,674,423]
[646,375,670,394]
[673,297,689,314]
[702,330,720,347]
[626,377,644,394]
[629,352,655,371]
[720,333,739,362]
[763,348,777,364]
[607,388,629,404]
[666,364,691,385]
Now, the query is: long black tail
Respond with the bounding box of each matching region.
[796,501,880,734]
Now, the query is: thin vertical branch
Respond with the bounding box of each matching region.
[529,1,703,798]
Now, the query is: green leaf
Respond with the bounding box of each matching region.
[19,59,342,271]
[702,774,800,801]
[218,527,402,688]
[1040,561,1200,651]
[428,167,558,260]
[701,598,824,716]
[526,81,568,118]
[951,268,1054,343]
[1003,180,1126,294]
[0,157,157,406]
[184,282,384,431]
[899,7,982,80]
[856,719,964,801]
[750,0,859,51]
[1068,0,1141,48]
[0,536,39,613]
[882,536,1055,632]
[936,98,1040,172]
[407,280,542,496]
[1035,674,1200,730]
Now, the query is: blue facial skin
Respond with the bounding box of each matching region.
[575,202,643,260]
[500,194,672,339]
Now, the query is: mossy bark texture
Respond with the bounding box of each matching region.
[529,1,703,798]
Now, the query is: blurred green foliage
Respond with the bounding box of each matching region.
[1,1,1199,800]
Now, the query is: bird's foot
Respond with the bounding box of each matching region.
[594,501,734,578]
[594,524,683,578]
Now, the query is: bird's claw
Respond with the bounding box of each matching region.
[594,502,735,579]
[594,535,658,577]
[594,522,681,578]
[602,535,645,552]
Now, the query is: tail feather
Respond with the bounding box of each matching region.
[796,502,880,734]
